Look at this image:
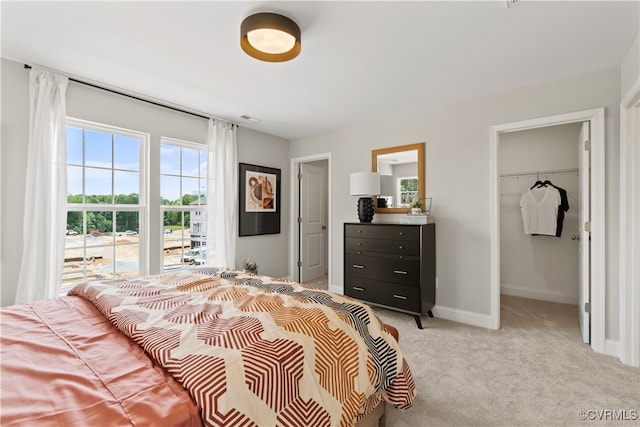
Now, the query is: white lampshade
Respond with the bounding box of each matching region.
[350,172,380,196]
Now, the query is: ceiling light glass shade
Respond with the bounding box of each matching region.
[241,13,301,62]
[247,29,295,54]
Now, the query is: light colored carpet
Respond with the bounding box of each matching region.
[372,295,640,426]
[302,275,329,290]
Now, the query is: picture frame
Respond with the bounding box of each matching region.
[238,163,281,236]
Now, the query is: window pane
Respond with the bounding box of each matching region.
[160,143,180,175]
[114,171,139,203]
[199,179,207,199]
[190,206,207,249]
[85,168,112,203]
[66,127,83,166]
[87,246,114,281]
[182,177,200,204]
[67,166,83,203]
[114,135,139,171]
[182,147,200,177]
[163,211,187,271]
[200,151,208,178]
[65,211,83,245]
[62,248,86,289]
[85,130,112,168]
[161,175,180,205]
[85,211,113,241]
[115,245,139,278]
[115,211,139,234]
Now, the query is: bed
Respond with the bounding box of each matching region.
[1,267,416,426]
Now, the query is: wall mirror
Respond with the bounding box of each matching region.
[372,142,425,213]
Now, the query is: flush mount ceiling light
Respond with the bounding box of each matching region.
[241,12,301,62]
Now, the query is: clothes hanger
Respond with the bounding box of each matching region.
[530,172,543,189]
[530,180,544,189]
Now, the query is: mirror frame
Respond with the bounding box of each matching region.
[372,142,425,214]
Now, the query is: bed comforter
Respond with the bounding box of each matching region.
[2,267,415,426]
[72,267,416,426]
[0,295,202,426]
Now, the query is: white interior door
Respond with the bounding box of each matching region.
[578,121,591,344]
[299,163,326,282]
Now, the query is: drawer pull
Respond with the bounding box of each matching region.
[357,230,362,233]
[352,286,365,291]
[393,294,408,300]
[398,232,404,236]
[398,245,403,250]
[393,270,408,275]
[357,242,362,246]
[352,264,365,269]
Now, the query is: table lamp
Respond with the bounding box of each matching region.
[350,172,380,223]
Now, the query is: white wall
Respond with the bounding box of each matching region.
[235,127,290,279]
[499,123,581,304]
[0,58,290,306]
[289,66,622,340]
[0,60,29,308]
[620,34,639,98]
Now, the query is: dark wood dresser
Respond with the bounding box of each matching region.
[343,222,436,328]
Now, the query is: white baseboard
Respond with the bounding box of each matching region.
[605,338,620,359]
[432,305,494,329]
[501,284,578,305]
[329,284,343,294]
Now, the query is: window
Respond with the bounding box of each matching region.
[160,138,208,270]
[63,119,147,291]
[398,177,419,207]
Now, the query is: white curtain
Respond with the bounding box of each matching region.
[15,69,69,304]
[206,119,238,268]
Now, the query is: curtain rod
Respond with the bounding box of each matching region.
[499,168,578,178]
[24,63,235,125]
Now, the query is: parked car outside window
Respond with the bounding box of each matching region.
[183,247,206,264]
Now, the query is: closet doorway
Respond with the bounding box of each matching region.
[289,153,331,285]
[489,108,606,354]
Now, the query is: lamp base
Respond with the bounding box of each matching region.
[357,197,375,223]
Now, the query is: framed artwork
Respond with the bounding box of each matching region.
[239,163,281,236]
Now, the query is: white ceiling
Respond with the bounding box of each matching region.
[2,1,638,140]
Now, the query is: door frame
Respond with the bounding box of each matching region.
[289,153,332,283]
[619,80,640,367]
[489,108,606,354]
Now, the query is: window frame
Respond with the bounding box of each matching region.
[63,117,150,291]
[159,137,209,271]
[397,176,419,207]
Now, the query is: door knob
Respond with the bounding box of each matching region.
[322,225,327,230]
[571,234,580,241]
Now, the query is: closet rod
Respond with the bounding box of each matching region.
[499,167,578,178]
[24,63,236,125]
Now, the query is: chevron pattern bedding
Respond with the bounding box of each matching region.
[69,267,416,427]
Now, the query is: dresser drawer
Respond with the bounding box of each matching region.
[345,253,420,286]
[345,237,420,256]
[344,277,420,313]
[345,224,419,241]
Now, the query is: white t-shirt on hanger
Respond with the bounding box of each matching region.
[520,186,561,236]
